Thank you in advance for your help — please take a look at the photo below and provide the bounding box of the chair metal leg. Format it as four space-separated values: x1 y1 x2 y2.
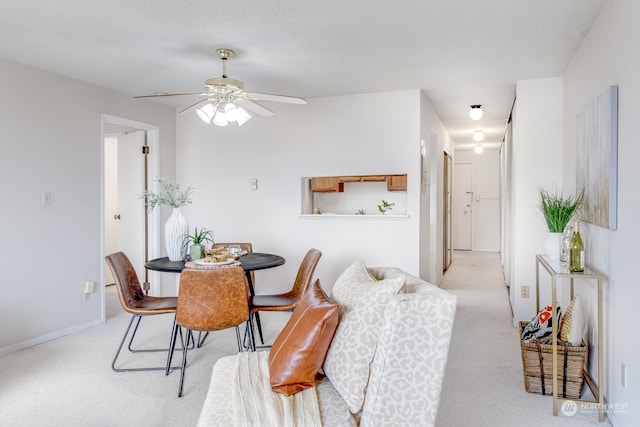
165 317 179 375
254 311 265 345
197 331 209 348
177 328 193 397
241 320 255 352
112 314 185 373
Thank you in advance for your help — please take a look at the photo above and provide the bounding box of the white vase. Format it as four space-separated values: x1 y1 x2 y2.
165 208 188 261
543 232 562 259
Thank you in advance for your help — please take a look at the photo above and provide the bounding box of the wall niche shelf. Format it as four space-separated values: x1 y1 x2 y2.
301 174 408 216
299 213 410 219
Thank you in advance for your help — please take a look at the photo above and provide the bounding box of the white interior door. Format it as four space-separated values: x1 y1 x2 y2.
453 162 473 250
117 131 147 283
104 137 118 285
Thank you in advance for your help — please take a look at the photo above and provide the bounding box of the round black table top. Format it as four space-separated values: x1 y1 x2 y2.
144 252 286 273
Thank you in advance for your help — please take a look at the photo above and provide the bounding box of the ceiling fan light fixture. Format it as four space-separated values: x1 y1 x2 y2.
469 105 483 121
196 103 215 123
473 130 484 141
224 102 240 122
236 107 252 126
212 108 229 126
135 47 306 127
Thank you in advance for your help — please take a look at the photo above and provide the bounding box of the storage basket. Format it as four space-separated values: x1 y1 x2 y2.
519 321 586 399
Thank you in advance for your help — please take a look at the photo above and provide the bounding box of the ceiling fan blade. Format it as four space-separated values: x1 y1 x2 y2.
236 99 274 117
134 92 207 99
179 99 212 115
244 91 307 104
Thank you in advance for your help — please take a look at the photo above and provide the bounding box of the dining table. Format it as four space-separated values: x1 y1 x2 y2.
145 252 285 350
144 252 286 296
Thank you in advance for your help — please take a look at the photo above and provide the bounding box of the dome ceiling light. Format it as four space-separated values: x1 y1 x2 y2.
469 105 483 121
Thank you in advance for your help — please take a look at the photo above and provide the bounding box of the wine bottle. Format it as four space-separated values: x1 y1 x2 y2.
569 220 585 272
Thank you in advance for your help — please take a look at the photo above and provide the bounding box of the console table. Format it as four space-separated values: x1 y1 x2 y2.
535 254 605 422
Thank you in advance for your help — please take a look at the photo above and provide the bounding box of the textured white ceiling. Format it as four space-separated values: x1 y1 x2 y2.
0 0 605 148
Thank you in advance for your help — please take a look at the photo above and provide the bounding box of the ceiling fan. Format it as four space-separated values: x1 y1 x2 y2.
135 48 307 126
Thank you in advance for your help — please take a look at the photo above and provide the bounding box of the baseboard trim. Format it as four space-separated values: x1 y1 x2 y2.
0 318 104 357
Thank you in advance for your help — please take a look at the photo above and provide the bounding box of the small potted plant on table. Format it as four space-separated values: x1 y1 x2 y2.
182 227 214 261
538 186 583 259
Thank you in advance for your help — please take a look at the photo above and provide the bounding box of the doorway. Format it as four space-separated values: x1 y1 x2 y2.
101 114 160 322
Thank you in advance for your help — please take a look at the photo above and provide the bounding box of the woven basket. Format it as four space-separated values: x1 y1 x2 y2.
519 321 586 399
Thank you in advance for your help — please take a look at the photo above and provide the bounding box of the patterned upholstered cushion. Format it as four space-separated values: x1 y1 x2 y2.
323 260 405 413
360 271 457 426
522 303 562 344
560 294 585 346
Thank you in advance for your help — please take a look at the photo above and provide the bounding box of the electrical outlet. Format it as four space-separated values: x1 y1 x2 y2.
520 285 530 299
250 179 258 190
621 363 627 389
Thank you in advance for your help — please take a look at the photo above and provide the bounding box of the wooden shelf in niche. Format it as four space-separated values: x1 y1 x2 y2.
310 177 343 192
310 174 407 192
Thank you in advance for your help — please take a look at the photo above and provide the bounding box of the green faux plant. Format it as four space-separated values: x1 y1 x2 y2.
538 187 584 232
377 199 395 214
138 177 194 214
181 227 214 252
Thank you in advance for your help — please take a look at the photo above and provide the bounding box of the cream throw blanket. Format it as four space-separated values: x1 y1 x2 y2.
232 351 322 427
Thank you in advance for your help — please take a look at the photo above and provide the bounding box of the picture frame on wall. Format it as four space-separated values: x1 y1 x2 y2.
576 85 618 230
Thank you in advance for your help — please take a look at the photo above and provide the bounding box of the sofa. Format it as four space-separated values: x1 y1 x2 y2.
197 262 457 426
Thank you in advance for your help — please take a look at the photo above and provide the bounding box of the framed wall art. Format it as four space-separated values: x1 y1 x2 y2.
576 85 618 230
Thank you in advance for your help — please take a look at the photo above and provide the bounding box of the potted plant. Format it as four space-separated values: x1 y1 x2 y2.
182 227 215 260
138 177 194 261
377 199 395 214
538 186 584 258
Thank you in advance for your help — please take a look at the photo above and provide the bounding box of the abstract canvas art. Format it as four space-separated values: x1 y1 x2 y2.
576 85 618 230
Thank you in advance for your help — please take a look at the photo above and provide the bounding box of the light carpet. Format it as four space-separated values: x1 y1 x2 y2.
0 286 290 427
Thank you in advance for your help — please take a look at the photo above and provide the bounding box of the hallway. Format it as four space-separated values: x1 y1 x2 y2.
436 251 609 426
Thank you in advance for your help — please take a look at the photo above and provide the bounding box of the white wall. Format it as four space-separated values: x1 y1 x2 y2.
176 90 449 294
0 58 177 354
454 148 501 252
420 91 454 285
562 1 640 424
510 77 564 324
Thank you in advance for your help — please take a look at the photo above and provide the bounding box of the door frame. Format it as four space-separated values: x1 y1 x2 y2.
443 151 453 271
100 114 160 322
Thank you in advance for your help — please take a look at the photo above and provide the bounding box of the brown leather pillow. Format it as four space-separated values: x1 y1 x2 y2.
268 279 339 396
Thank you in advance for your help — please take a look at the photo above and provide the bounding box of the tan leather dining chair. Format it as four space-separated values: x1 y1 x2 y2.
105 251 179 372
167 266 254 397
249 248 322 346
